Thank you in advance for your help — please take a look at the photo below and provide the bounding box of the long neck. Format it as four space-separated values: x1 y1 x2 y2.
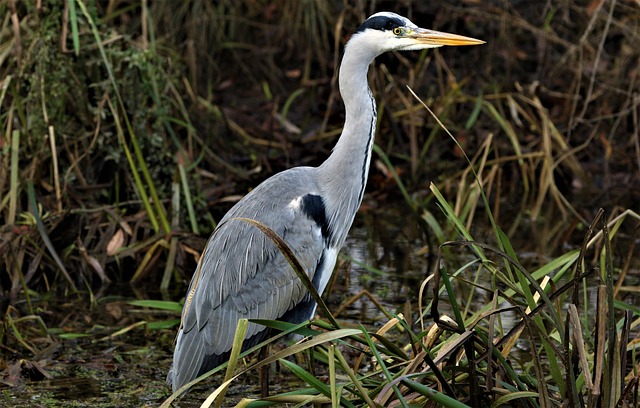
318 37 379 247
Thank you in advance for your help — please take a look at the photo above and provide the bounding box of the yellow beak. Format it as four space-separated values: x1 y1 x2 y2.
409 28 485 46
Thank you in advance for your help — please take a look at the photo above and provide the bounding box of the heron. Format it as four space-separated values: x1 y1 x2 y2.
168 11 484 392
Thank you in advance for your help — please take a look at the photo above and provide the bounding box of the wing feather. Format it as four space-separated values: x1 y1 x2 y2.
169 168 328 391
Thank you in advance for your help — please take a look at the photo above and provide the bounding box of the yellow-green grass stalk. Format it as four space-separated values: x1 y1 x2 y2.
77 0 170 234
7 129 20 225
27 182 77 291
411 87 567 390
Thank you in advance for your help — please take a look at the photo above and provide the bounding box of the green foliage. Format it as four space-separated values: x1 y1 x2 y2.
0 1 638 406
164 142 639 406
2 0 638 291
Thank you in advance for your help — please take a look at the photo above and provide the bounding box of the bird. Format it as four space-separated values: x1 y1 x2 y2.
168 11 484 392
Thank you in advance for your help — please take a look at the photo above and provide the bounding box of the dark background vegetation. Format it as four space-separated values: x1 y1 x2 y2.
1 0 638 291
0 0 639 405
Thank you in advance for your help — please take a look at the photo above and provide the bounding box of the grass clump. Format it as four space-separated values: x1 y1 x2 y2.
0 1 638 407
1 0 638 294
162 97 639 405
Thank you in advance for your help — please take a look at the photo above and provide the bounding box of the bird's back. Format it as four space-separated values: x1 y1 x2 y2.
168 166 332 391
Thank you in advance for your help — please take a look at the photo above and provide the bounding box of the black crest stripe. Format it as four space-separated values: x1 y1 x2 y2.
355 15 405 33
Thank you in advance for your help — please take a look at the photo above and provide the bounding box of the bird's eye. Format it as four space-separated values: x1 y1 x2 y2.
393 27 402 35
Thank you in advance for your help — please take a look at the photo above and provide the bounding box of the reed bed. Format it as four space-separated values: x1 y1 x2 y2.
0 1 638 406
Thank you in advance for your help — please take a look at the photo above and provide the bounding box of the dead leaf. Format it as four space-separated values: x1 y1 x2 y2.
81 251 111 283
106 229 125 256
105 302 123 321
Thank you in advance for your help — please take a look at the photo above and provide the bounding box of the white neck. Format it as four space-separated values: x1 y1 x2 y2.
318 34 380 247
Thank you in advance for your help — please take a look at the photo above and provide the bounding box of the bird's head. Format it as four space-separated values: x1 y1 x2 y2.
352 12 484 54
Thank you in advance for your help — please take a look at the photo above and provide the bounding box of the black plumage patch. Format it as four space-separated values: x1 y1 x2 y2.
300 194 331 242
312 250 326 290
355 15 405 34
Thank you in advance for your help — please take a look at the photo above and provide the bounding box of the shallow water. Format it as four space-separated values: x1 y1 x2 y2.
2 200 638 406
0 203 428 406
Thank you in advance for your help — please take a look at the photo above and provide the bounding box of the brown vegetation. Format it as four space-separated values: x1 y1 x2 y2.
0 0 638 291
0 1 639 406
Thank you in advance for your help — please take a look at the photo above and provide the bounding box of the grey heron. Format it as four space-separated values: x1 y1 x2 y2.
168 11 483 392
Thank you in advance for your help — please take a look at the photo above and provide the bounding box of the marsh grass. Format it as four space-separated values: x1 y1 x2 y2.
0 1 639 406
1 0 638 292
161 96 640 407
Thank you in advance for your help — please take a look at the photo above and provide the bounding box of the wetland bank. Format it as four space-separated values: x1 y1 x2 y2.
1 1 639 407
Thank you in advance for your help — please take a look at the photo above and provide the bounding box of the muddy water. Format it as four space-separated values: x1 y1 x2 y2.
1 203 431 406
2 200 636 406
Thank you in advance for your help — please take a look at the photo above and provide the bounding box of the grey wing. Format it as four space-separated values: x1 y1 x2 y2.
169 175 327 390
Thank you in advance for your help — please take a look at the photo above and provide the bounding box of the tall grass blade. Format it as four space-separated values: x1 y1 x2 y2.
601 214 618 407
106 97 159 232
128 300 182 312
373 144 416 212
68 0 80 55
279 359 356 408
401 379 471 407
76 0 170 234
233 217 340 329
8 129 19 225
358 325 407 407
213 318 249 408
27 182 77 291
179 163 199 234
333 346 377 407
328 344 337 408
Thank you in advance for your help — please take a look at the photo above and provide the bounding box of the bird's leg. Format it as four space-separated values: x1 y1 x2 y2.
259 344 270 398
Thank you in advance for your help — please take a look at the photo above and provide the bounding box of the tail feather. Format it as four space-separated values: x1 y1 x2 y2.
167 326 272 392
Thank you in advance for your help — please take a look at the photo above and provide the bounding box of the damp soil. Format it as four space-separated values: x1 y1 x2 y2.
2 200 637 407
0 202 431 407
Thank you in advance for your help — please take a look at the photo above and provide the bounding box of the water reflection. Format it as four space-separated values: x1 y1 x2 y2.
4 198 638 407
40 376 101 400
328 203 431 324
